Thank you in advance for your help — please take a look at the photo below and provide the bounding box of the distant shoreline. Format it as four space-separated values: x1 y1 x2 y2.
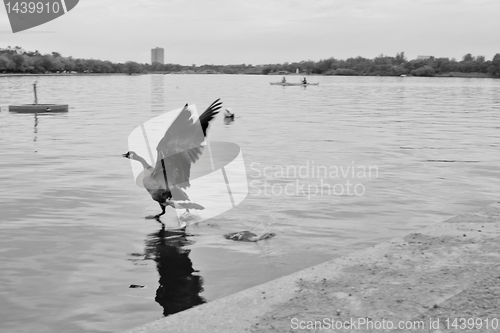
2 47 499 78
434 72 494 78
0 72 497 79
0 73 137 77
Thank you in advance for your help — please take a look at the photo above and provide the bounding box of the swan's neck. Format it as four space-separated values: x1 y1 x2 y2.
133 154 151 169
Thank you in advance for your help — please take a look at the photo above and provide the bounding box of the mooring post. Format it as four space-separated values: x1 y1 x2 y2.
33 81 38 104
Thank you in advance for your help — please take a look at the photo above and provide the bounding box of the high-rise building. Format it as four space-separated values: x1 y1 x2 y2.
151 47 164 64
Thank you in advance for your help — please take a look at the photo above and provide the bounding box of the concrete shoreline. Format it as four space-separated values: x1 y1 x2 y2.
123 202 500 333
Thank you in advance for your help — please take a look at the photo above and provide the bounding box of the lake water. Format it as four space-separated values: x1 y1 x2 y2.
0 74 499 333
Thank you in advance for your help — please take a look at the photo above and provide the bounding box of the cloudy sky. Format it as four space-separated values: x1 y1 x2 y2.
0 0 499 65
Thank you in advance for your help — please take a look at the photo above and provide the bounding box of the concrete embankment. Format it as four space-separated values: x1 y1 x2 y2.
123 203 500 333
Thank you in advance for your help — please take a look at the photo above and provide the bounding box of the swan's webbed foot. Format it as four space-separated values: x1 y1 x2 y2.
145 204 166 223
145 215 164 226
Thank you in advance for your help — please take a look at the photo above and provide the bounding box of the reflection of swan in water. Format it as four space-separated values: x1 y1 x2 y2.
144 225 205 316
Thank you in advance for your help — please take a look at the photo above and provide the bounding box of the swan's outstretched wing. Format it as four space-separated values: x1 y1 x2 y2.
151 99 222 189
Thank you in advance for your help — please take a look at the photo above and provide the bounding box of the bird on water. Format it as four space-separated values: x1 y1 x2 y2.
223 108 234 119
123 98 222 227
223 231 275 242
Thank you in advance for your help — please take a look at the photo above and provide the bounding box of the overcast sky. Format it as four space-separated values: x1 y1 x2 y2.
0 0 499 65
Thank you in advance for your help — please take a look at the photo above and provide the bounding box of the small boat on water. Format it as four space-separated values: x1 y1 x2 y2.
9 104 69 113
270 82 319 86
9 81 68 113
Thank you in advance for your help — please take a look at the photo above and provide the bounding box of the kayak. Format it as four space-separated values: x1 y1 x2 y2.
270 82 319 86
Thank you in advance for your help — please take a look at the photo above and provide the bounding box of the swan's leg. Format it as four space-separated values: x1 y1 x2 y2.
146 203 166 220
157 203 166 218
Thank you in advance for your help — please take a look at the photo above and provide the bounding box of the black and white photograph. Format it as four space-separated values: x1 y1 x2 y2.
1 1 500 332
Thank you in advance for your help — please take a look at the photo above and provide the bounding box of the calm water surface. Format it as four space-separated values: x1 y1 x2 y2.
0 75 499 332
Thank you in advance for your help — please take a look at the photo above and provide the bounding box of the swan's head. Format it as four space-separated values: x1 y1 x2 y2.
263 232 276 238
122 151 136 159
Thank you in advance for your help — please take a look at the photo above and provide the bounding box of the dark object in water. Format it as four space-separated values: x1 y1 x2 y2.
223 108 234 119
9 104 69 113
224 231 276 242
270 82 319 86
9 81 68 113
129 284 145 288
149 226 205 316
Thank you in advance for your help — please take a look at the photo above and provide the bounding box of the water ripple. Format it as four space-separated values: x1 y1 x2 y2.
0 75 499 332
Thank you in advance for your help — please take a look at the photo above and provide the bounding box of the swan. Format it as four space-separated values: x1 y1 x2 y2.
123 99 222 226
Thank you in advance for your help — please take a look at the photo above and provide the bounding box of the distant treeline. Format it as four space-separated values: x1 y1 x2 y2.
1 46 500 77
264 52 500 77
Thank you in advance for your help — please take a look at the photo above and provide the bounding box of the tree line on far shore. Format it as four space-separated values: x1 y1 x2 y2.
1 46 499 77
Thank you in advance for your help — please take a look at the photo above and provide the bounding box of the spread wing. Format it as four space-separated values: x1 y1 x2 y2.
151 98 222 189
